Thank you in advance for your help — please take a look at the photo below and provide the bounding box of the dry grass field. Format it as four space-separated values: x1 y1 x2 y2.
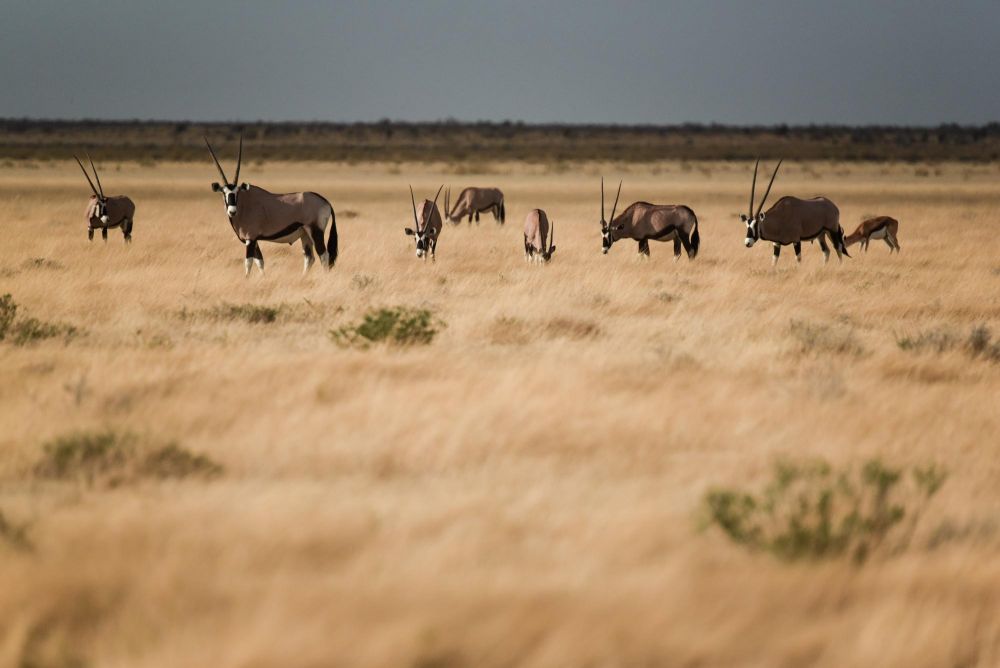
1 158 1000 667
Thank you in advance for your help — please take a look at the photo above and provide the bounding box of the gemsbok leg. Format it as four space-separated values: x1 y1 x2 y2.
88 229 94 241
123 219 133 244
638 239 651 257
101 227 108 242
818 234 831 263
794 242 802 263
772 243 781 266
301 236 316 274
673 237 682 261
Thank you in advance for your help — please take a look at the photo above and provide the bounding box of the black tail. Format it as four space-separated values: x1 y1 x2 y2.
690 217 700 259
500 200 506 223
327 208 338 267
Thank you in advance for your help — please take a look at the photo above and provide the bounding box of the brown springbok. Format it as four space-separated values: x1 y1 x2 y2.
206 136 338 276
741 160 849 265
75 154 135 243
443 186 505 225
845 216 900 253
599 179 700 259
404 185 444 261
523 209 556 263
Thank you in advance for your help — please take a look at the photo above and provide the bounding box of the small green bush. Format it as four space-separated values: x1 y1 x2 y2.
210 303 281 324
35 430 223 486
0 293 16 340
0 294 77 345
896 328 957 353
703 458 946 563
896 325 1000 362
330 307 442 348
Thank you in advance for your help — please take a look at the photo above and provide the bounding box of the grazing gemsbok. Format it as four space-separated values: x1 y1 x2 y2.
75 154 135 243
741 160 849 265
845 216 900 254
523 209 556 263
443 186 505 225
205 136 338 276
599 179 700 260
404 185 444 261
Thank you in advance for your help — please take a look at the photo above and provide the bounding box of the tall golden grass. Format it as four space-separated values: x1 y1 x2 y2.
1 159 999 666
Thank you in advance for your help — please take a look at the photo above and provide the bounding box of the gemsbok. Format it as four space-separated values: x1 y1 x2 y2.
75 154 135 243
443 186 505 225
205 136 337 276
845 216 900 253
404 185 444 261
523 209 556 263
599 179 700 260
741 160 849 265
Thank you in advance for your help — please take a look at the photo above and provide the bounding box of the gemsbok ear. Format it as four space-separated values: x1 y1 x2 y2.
240 183 250 191
758 212 766 221
404 227 415 236
212 182 221 192
740 214 748 222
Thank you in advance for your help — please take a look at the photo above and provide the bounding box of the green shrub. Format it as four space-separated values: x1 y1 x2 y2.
703 458 946 562
0 294 77 345
0 293 16 340
209 302 281 324
330 307 442 348
35 430 223 487
896 328 957 353
896 325 1000 362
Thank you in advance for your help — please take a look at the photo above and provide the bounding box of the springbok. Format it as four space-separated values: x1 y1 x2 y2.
443 187 505 225
741 160 849 265
75 154 135 243
599 179 700 259
404 185 444 261
845 216 900 253
206 136 337 276
523 209 556 263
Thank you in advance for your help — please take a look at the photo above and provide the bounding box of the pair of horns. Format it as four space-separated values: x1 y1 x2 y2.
74 153 104 198
749 159 782 219
601 177 622 224
205 134 242 186
409 184 444 228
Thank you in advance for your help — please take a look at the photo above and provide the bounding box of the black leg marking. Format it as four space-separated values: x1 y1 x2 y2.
673 237 682 258
638 239 650 256
123 219 133 243
793 241 802 262
475 210 480 223
88 229 94 241
309 226 327 257
101 227 108 242
678 233 693 259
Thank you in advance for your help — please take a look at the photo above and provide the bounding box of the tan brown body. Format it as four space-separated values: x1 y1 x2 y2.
85 195 135 237
606 201 700 259
845 216 900 253
404 186 444 261
523 209 555 262
444 187 505 224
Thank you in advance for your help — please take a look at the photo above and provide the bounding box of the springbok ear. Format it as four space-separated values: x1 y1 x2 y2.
212 182 221 192
740 214 748 222
404 227 415 236
240 182 250 191
758 212 766 221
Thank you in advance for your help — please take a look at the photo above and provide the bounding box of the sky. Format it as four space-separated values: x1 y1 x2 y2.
1 0 998 125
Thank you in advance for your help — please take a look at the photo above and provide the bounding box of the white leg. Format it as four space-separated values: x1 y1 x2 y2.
254 257 264 274
244 258 252 276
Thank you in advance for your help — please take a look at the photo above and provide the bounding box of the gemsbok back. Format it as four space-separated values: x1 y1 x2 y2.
845 216 900 254
205 136 337 276
443 186 505 225
404 185 444 261
599 179 700 260
75 154 135 243
523 209 556 263
740 160 850 265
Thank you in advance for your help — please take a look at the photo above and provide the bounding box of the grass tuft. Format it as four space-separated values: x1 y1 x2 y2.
789 319 864 357
330 307 442 348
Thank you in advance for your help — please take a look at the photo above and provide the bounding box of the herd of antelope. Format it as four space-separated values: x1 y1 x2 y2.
74 138 902 273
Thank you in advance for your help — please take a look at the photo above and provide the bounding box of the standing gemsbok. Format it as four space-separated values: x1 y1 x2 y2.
740 160 849 265
205 136 337 276
75 154 135 243
523 209 556 263
845 216 900 254
443 186 505 225
404 185 444 261
599 179 700 260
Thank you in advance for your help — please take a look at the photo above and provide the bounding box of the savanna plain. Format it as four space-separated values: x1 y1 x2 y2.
1 159 1000 667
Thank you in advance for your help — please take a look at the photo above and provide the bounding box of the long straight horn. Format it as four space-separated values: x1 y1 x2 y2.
601 177 605 222
86 152 104 198
549 221 554 252
204 137 229 184
609 180 623 223
432 184 444 210
409 184 420 227
74 155 99 196
233 133 243 185
749 159 759 217
756 159 783 218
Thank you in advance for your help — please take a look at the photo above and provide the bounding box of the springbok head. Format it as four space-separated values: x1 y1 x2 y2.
600 177 623 254
404 185 443 258
741 159 782 248
206 135 249 218
75 153 108 224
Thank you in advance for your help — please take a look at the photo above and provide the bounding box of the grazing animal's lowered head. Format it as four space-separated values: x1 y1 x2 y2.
599 178 624 254
740 159 782 248
404 185 444 260
206 135 250 218
74 154 109 224
523 209 556 263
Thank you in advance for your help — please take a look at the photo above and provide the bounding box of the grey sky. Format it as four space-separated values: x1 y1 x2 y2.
2 1 998 124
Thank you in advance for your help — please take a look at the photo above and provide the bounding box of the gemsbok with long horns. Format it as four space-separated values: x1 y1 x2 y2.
599 179 700 260
76 154 135 243
404 185 444 261
443 186 505 225
523 209 556 263
740 160 849 265
845 216 900 254
205 136 337 276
